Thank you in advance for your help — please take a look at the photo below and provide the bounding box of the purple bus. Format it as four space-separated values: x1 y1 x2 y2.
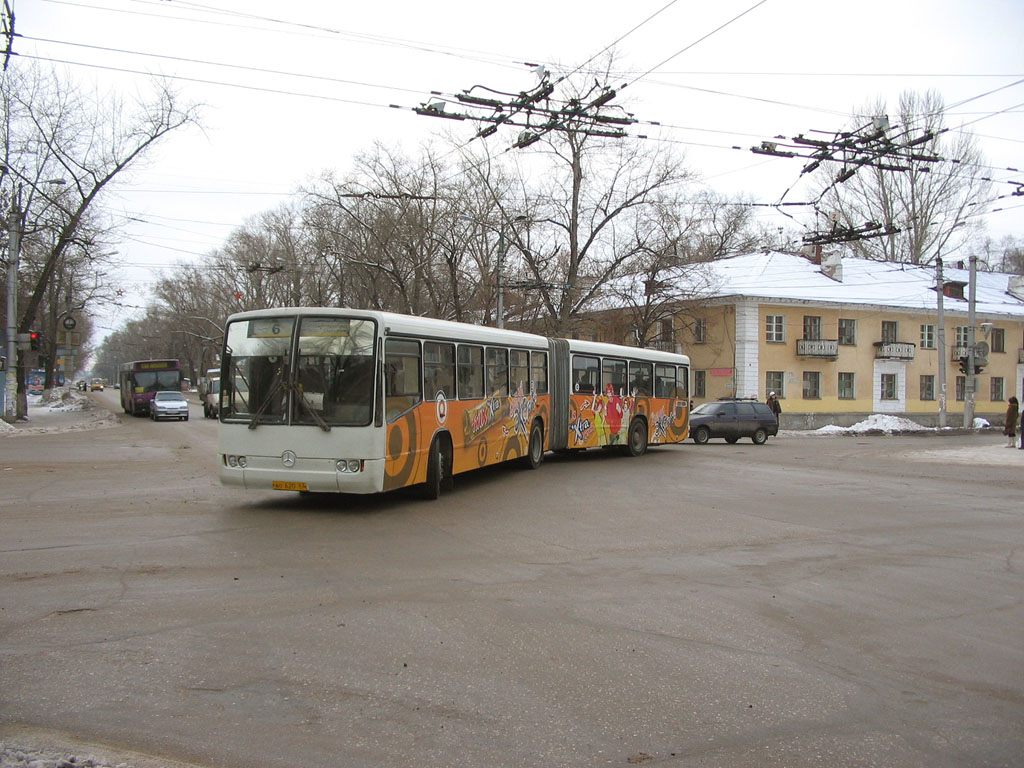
118 359 183 416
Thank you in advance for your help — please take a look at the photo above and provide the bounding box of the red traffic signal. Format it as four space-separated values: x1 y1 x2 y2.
28 331 40 351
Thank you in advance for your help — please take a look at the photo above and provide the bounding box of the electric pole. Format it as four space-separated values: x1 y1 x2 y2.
964 254 977 428
4 192 21 423
936 256 946 428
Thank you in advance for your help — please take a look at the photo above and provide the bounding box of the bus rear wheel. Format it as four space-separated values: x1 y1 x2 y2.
626 418 648 457
524 421 544 470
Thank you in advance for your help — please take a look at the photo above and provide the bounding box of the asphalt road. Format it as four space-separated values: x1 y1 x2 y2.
1 390 1022 768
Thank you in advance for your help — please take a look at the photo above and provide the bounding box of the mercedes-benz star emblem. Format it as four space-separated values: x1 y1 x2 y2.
281 450 296 467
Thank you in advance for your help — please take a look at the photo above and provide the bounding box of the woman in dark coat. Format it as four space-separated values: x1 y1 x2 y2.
1004 396 1019 448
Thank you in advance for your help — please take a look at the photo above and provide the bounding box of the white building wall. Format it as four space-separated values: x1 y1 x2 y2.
873 359 907 412
734 301 760 398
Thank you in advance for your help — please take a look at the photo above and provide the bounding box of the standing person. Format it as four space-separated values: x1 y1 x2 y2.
766 391 782 422
1005 396 1019 448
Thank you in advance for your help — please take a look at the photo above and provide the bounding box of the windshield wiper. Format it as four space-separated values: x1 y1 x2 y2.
296 390 331 432
248 379 283 430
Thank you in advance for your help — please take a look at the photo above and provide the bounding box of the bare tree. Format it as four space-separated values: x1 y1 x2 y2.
2 62 198 417
816 90 994 265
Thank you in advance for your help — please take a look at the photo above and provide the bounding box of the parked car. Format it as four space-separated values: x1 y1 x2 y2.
150 390 190 421
203 378 221 419
689 398 779 445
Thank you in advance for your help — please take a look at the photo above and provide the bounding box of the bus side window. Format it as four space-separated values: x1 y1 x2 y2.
530 351 548 395
424 342 455 401
457 345 484 399
629 361 653 397
676 366 689 398
655 364 676 398
486 347 508 397
385 339 422 422
603 358 627 396
572 355 599 394
509 350 529 396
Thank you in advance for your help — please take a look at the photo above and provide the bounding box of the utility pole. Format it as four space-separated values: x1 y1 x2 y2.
964 254 977 428
496 227 505 329
4 190 21 423
936 256 947 428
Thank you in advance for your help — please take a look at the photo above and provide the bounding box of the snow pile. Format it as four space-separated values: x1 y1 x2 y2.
33 390 89 412
1 388 118 436
0 744 116 768
816 414 931 435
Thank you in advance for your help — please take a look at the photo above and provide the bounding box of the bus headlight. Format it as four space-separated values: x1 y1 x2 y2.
337 459 363 473
226 455 247 468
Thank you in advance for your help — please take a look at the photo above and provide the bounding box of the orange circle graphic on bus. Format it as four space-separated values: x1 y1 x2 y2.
386 410 419 489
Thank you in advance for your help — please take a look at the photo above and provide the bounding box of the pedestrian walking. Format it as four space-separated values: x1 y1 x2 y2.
766 392 782 422
1004 396 1019 448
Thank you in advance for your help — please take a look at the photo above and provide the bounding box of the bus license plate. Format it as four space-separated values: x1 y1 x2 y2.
272 481 308 492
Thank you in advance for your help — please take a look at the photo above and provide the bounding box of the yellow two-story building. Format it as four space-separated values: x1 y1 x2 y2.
590 251 1024 429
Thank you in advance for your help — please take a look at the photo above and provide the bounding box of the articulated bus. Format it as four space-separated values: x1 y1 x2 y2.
218 308 690 498
119 359 183 416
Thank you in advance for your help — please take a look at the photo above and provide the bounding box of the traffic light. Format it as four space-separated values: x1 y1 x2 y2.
974 363 984 375
958 356 969 375
28 331 40 351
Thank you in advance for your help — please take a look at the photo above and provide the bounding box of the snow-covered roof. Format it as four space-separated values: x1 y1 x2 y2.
629 251 1024 318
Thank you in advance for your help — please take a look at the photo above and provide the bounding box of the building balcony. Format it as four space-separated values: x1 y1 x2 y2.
874 341 916 360
648 340 680 353
796 338 839 358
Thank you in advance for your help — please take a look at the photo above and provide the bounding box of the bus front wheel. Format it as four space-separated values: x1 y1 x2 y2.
422 435 452 499
626 418 648 457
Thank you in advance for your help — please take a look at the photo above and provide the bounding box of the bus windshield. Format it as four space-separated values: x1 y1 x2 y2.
133 369 182 392
221 315 376 428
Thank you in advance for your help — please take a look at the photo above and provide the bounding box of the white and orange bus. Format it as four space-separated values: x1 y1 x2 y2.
217 308 690 498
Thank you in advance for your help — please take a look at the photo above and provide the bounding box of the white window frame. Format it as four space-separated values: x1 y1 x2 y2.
765 315 785 343
920 324 936 350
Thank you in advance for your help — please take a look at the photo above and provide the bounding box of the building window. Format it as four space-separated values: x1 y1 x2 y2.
765 315 785 343
694 370 706 398
881 321 898 343
693 318 707 344
955 326 969 347
920 324 936 350
955 375 965 402
802 371 821 399
765 371 784 397
838 318 857 346
838 372 855 399
991 377 1004 402
920 374 935 401
880 373 898 400
803 316 822 341
991 327 1005 354
658 319 673 348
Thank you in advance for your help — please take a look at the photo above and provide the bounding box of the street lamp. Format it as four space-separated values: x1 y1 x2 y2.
460 214 528 329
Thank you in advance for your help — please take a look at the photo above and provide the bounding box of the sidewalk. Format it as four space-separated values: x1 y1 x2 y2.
0 388 119 436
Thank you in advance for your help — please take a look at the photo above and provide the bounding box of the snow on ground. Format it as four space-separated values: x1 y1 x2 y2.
0 389 118 436
814 413 931 434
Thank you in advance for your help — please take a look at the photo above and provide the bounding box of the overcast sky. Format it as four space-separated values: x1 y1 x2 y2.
13 0 1024 337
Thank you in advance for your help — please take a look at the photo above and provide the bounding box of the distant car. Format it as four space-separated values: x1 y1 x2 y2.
76 380 87 391
150 390 190 421
689 398 779 445
90 378 104 391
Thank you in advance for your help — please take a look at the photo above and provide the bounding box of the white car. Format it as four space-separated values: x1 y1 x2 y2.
150 390 190 421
